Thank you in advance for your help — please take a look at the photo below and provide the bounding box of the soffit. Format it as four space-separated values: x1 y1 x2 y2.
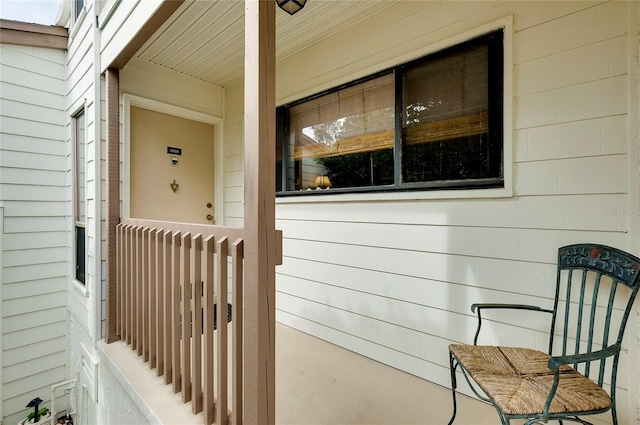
135 0 399 88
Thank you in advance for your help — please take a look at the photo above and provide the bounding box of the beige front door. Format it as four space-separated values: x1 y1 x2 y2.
130 106 215 224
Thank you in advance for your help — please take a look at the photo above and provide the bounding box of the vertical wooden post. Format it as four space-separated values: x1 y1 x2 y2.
105 68 120 343
243 1 277 424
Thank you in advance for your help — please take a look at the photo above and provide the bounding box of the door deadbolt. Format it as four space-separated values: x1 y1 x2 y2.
206 203 213 208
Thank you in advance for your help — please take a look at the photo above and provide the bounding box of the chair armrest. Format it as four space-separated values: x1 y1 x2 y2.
541 344 621 422
547 344 621 371
471 303 552 314
471 304 553 345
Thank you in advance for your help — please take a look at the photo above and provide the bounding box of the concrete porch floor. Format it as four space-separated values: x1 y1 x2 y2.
100 323 497 424
276 324 496 425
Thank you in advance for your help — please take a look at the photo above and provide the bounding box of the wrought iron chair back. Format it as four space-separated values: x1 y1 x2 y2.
551 245 640 387
448 244 640 425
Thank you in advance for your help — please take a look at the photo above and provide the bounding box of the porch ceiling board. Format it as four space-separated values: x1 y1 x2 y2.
133 0 399 88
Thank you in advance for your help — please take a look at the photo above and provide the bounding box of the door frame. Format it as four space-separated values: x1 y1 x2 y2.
122 93 224 224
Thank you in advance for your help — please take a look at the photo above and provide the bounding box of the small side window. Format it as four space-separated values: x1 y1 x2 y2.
75 0 85 19
74 109 86 285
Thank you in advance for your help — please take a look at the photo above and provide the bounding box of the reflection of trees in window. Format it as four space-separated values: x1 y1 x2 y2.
316 149 394 188
305 106 395 188
404 100 442 126
288 73 395 190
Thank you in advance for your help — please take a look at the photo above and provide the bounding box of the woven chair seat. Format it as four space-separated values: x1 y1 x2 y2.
449 344 611 416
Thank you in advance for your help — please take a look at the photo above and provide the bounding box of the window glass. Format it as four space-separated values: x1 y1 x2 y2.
75 0 85 18
75 111 86 222
402 43 493 183
74 109 86 284
277 30 503 195
75 226 86 283
287 73 395 190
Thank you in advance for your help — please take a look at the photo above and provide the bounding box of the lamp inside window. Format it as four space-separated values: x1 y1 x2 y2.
313 175 332 189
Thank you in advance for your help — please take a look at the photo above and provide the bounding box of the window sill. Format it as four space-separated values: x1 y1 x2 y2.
276 186 513 204
69 6 87 41
70 279 89 297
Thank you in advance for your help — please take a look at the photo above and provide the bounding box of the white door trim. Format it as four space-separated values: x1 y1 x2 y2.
122 93 225 224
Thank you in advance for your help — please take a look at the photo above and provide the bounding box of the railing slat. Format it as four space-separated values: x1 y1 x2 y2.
126 224 133 345
192 234 203 414
232 239 244 425
155 229 164 376
203 236 215 425
172 231 182 393
216 237 229 425
181 232 192 403
142 227 150 362
162 230 172 383
136 226 143 355
149 228 158 369
133 226 138 348
116 224 122 336
161 230 171 383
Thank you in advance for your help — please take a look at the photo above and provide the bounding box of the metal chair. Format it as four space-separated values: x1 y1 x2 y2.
448 244 640 425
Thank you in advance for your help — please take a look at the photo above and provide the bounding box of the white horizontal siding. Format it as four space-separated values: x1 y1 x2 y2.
0 42 67 425
2 367 67 418
100 0 163 70
273 2 638 424
64 0 95 352
2 336 66 367
223 82 244 227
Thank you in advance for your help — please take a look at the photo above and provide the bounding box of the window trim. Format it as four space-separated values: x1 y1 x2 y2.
68 0 87 40
98 0 121 30
276 17 513 202
279 31 502 194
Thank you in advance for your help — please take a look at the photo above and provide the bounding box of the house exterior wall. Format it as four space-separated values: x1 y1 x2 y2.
0 42 67 425
273 2 640 424
64 1 103 424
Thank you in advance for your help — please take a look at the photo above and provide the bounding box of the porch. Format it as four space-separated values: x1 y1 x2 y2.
111 218 496 424
98 323 496 424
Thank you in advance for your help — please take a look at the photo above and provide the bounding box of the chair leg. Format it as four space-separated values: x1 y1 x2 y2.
448 351 459 425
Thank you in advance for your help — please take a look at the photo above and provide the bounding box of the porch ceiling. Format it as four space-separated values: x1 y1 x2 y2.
134 0 399 88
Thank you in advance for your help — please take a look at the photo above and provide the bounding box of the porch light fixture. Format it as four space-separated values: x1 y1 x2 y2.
313 175 331 189
276 0 307 15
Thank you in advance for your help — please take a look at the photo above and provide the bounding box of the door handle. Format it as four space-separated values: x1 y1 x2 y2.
206 214 214 221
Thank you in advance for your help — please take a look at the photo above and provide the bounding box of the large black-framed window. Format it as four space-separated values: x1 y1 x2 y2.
276 29 503 195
